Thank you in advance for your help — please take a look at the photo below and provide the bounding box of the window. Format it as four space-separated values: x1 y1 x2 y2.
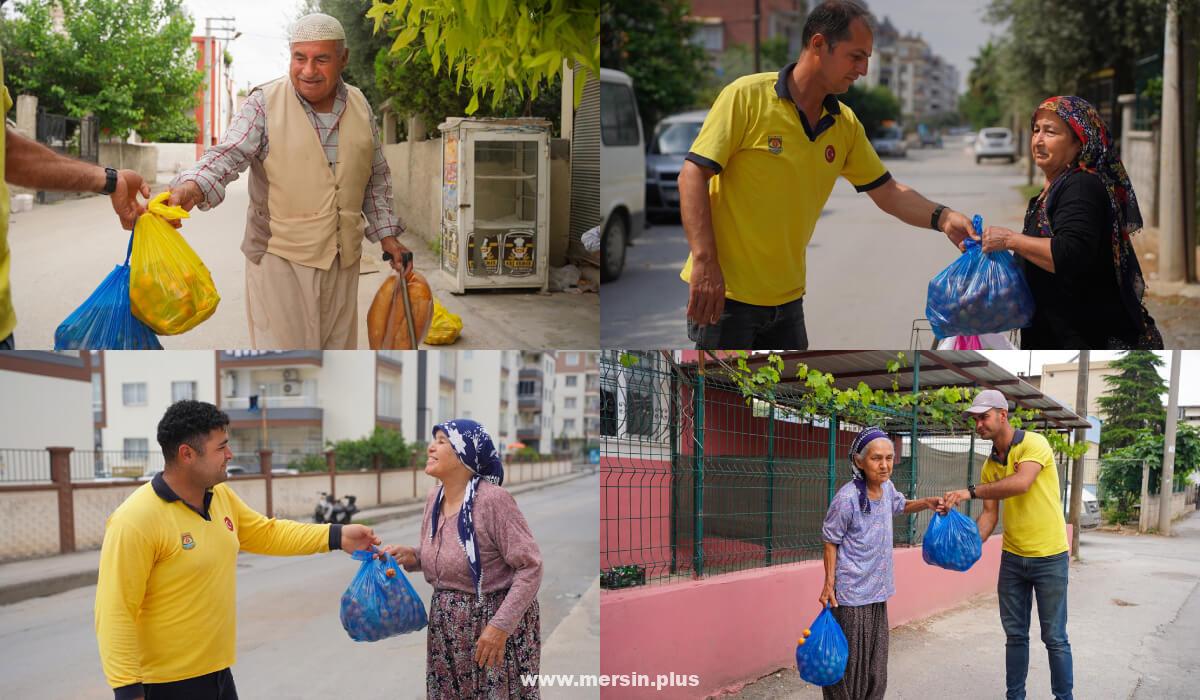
438 391 453 421
518 380 535 395
566 375 578 387
123 438 149 460
463 410 472 419
122 383 147 406
565 352 580 366
625 381 653 437
565 397 577 409
171 381 197 402
691 22 724 52
92 373 102 412
463 378 473 394
564 418 576 432
601 386 617 437
600 82 640 146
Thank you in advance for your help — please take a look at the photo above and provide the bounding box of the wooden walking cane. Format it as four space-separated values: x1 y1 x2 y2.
382 251 418 348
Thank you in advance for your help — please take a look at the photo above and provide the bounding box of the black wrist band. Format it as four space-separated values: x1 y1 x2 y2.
931 204 947 231
100 167 118 195
968 484 977 499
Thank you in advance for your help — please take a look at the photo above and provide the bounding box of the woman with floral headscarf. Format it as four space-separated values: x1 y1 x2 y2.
981 95 1162 349
381 419 543 698
818 426 942 700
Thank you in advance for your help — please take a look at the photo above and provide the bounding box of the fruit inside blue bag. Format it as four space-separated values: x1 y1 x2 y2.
922 509 983 572
795 603 848 687
340 548 428 642
926 215 1035 338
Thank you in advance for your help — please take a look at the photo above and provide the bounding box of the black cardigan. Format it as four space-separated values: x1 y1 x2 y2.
1017 169 1139 349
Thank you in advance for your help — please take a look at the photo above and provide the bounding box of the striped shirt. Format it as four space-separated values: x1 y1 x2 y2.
171 79 405 243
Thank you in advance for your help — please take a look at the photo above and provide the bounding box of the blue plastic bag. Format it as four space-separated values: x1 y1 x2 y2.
795 603 848 687
925 215 1034 338
54 234 162 350
922 509 983 572
340 548 428 642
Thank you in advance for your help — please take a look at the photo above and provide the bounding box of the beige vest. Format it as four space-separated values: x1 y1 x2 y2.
242 78 374 270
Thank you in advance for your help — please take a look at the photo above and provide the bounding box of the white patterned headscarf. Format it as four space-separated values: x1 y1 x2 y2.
429 419 503 598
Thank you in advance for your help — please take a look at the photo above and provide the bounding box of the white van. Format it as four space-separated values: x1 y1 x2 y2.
599 68 645 282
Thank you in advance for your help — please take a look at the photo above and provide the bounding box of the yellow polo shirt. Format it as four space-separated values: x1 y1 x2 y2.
95 473 337 691
680 63 890 307
981 429 1068 557
0 48 15 341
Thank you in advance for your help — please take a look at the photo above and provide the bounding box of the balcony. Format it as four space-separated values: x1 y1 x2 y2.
224 395 322 425
517 424 542 440
219 351 323 367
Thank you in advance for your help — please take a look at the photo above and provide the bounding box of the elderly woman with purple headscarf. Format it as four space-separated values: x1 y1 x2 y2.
980 95 1162 349
818 426 942 700
382 419 543 698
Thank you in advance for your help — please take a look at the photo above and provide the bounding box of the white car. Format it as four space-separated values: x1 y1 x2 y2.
975 127 1016 163
599 68 645 282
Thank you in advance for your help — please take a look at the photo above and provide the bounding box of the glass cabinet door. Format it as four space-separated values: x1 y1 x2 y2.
470 140 538 278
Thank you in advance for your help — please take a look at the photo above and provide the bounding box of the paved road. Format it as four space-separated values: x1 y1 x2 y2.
7 177 598 349
601 139 1029 349
0 474 598 699
732 510 1200 699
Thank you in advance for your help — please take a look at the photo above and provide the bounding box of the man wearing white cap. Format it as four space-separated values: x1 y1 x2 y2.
167 12 411 349
941 389 1074 700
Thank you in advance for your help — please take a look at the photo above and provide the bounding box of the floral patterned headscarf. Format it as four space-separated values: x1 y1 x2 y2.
1029 96 1161 348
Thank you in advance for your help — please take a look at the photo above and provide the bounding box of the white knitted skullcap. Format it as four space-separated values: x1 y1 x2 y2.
289 13 346 43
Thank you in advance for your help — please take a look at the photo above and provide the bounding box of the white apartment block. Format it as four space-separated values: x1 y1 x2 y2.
518 351 557 454
1038 359 1123 485
863 17 959 124
553 351 599 450
0 353 94 480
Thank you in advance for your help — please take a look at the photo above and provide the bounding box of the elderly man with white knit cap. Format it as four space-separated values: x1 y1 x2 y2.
167 12 412 349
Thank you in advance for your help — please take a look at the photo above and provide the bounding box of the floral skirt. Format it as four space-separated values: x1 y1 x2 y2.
427 588 541 699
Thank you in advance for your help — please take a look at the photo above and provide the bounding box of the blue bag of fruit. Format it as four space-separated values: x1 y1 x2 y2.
54 233 162 350
925 215 1034 338
795 603 848 687
922 509 983 572
340 548 427 641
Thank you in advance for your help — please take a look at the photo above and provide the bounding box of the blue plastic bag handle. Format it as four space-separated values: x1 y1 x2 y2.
123 232 134 267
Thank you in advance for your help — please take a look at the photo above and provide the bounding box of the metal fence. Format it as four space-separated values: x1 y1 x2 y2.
0 449 52 483
600 353 1080 588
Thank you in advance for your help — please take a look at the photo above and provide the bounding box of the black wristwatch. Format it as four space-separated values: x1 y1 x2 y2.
100 167 118 195
968 484 977 499
931 203 947 231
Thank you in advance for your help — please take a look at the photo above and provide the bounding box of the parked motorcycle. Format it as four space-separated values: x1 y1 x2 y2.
313 491 358 524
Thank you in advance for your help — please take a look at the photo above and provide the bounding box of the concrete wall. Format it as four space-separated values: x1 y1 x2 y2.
228 478 267 514
1141 487 1198 526
140 142 202 177
99 143 158 184
1123 130 1159 227
0 489 60 561
600 526 1073 699
0 370 92 453
74 484 141 550
337 472 379 508
319 353 377 442
270 473 332 520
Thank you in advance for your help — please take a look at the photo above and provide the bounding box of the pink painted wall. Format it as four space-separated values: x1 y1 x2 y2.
601 456 673 572
600 527 1073 699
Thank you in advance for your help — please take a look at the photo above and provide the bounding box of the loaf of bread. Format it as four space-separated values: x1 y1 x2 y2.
367 269 434 349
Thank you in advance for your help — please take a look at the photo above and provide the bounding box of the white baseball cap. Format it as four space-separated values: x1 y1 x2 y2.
964 389 1009 415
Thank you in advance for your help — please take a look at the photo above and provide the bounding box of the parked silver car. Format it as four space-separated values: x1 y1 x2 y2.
870 125 907 158
645 110 708 219
974 127 1016 163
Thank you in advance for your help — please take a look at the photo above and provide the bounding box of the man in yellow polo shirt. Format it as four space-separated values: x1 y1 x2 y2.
941 389 1073 700
679 0 976 349
95 400 382 699
0 44 149 350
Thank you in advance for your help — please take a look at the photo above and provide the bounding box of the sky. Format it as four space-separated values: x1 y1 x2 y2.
864 0 998 94
981 351 1200 408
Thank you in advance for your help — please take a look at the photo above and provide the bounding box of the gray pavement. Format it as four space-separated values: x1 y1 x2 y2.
731 509 1200 699
7 176 598 349
0 471 599 699
602 138 1027 348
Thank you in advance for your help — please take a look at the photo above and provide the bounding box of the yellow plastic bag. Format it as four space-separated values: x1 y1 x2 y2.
425 298 462 345
129 192 220 335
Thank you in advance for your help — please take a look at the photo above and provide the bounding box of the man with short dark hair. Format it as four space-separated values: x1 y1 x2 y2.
95 400 381 699
681 0 976 349
941 389 1074 700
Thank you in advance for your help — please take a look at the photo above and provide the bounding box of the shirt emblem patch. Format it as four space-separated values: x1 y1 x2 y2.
825 145 836 163
767 135 783 154
181 532 195 550
224 516 234 532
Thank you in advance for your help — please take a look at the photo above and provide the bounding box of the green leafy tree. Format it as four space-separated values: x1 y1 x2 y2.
368 0 598 115
958 41 1004 129
1096 351 1167 454
602 0 708 137
840 84 901 137
1 0 204 141
328 426 418 470
1099 424 1200 522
